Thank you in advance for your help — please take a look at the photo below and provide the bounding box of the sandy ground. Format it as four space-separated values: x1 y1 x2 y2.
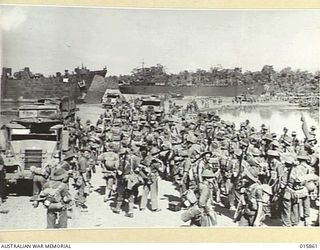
1 163 318 229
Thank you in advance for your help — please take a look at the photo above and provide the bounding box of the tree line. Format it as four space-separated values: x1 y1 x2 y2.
107 64 319 94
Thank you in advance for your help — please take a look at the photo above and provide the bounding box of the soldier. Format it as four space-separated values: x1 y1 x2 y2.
186 133 202 159
296 154 314 174
309 125 317 142
292 177 311 226
278 158 300 226
98 144 119 203
68 127 78 151
237 171 273 226
122 148 144 218
30 164 51 207
86 158 95 187
112 147 132 215
59 151 77 171
260 124 268 136
291 154 314 226
196 169 218 226
209 158 222 205
75 116 83 130
158 141 174 180
40 168 72 229
176 150 192 196
139 147 164 212
291 131 300 151
281 136 295 153
220 157 236 209
266 150 284 186
74 148 91 210
197 151 213 184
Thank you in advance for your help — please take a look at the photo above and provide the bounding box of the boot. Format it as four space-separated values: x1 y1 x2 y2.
112 201 122 214
304 217 311 227
125 212 134 218
32 201 39 208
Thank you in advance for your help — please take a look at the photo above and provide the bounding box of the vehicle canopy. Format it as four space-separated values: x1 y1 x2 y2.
18 96 76 121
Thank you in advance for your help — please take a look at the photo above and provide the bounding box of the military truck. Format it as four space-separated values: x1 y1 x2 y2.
29 96 77 122
101 89 124 108
0 102 71 194
139 96 165 121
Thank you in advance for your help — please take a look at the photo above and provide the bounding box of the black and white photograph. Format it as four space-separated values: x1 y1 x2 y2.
0 5 319 230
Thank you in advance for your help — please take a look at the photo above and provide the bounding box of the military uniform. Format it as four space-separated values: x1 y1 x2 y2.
98 149 119 202
140 151 164 212
176 151 192 196
238 183 272 226
123 151 144 217
220 158 236 209
30 165 50 204
112 148 133 215
75 150 90 208
191 169 218 227
41 168 72 229
279 159 302 227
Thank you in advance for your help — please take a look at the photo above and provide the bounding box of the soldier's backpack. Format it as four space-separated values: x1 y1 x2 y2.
40 182 66 210
244 182 261 215
110 128 121 141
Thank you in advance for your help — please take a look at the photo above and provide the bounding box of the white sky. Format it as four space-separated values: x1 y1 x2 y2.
1 6 320 76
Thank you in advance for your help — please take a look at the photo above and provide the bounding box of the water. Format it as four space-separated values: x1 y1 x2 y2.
217 105 319 140
1 101 319 142
0 103 19 127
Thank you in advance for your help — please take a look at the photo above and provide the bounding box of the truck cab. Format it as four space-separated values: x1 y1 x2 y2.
101 89 124 108
139 96 165 121
0 105 70 192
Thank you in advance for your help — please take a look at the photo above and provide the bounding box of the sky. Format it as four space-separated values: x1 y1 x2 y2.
1 6 320 76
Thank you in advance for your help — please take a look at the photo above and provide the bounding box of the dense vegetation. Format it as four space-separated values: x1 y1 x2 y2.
108 64 319 95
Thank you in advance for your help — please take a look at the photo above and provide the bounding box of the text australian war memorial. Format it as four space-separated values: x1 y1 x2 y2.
0 62 319 228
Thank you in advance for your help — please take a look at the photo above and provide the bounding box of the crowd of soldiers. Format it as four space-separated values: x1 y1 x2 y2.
1 97 319 228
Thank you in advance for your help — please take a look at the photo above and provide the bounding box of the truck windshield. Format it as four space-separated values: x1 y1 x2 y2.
11 134 58 141
19 109 57 118
107 94 120 98
38 110 57 117
141 100 160 106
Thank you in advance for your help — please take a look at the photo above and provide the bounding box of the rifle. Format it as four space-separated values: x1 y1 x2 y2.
231 143 250 222
235 144 249 182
